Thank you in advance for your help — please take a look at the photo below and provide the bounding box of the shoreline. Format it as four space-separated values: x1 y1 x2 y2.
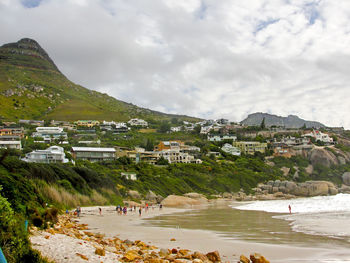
30 201 350 263
77 203 348 263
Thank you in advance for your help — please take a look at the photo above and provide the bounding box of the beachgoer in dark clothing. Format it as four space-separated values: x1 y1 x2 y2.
99 207 102 215
123 206 127 215
139 207 142 216
159 204 162 210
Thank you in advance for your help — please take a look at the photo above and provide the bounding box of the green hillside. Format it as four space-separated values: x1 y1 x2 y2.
0 38 200 122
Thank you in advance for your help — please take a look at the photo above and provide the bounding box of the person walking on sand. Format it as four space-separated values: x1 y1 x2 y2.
99 207 102 215
139 206 142 217
288 204 292 214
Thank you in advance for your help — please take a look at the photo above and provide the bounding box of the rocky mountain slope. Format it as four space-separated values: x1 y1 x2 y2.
241 112 325 128
0 38 200 122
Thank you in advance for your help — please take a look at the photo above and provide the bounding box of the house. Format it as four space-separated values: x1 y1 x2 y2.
170 126 182 132
71 147 116 162
22 146 69 163
221 143 241 156
207 134 237 142
207 151 221 158
200 126 212 134
216 118 229 125
121 172 137 181
32 127 67 143
303 130 333 144
127 118 148 127
0 127 25 138
154 141 183 151
19 120 44 126
159 149 197 164
233 141 267 155
0 140 22 150
74 120 100 127
271 143 294 158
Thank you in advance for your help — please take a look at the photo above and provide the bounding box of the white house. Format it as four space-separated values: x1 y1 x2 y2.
127 118 148 127
207 134 237 142
303 130 333 144
221 143 241 156
22 146 69 163
200 126 212 134
171 126 182 132
0 140 22 150
32 127 67 143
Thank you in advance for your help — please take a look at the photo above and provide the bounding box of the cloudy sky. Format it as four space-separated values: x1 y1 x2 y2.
1 0 350 128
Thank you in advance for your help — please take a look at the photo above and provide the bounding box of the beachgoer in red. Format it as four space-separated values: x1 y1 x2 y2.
288 205 291 214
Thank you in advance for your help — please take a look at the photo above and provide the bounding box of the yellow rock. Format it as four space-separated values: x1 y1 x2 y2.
240 254 250 263
250 253 270 263
76 253 89 260
95 247 106 256
122 250 142 262
170 238 176 241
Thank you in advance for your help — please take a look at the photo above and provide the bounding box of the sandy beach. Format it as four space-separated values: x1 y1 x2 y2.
30 203 350 263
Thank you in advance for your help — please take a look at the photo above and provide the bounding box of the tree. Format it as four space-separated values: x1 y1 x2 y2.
193 125 201 134
156 156 169 165
158 121 171 133
260 117 266 130
145 138 154 151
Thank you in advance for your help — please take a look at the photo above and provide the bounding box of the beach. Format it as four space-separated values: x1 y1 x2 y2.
31 199 350 263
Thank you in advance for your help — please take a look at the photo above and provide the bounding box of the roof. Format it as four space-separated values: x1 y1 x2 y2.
0 141 21 144
71 147 116 152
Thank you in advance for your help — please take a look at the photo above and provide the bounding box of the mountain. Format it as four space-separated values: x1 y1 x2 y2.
240 112 326 129
0 38 200 122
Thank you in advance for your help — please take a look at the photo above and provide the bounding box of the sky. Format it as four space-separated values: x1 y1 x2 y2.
1 0 350 128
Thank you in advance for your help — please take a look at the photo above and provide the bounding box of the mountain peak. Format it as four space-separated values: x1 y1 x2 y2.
0 38 59 72
241 112 325 128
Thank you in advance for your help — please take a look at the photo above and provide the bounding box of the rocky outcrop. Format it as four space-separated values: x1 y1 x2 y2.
127 190 141 200
308 148 338 167
161 195 208 207
342 172 350 186
256 180 338 197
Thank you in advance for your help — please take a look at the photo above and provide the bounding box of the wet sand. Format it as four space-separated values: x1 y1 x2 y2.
78 203 350 262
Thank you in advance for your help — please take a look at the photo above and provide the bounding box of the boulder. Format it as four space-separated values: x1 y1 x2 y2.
222 192 233 199
240 254 250 263
184 192 206 199
161 195 207 207
305 164 313 174
128 190 141 199
250 253 270 263
146 191 157 202
206 251 221 262
342 172 350 186
308 148 338 167
285 181 297 193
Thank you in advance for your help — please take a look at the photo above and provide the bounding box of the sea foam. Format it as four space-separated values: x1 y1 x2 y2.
233 194 350 214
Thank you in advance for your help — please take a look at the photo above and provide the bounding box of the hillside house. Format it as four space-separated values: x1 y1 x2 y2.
271 143 294 158
22 146 68 163
127 118 148 127
75 120 100 127
0 140 22 150
233 141 267 155
221 143 241 156
71 147 116 162
303 130 333 144
121 172 137 181
154 141 184 151
32 127 67 143
0 127 25 138
207 134 237 142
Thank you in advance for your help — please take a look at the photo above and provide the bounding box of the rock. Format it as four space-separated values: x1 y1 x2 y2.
308 148 338 167
305 164 313 174
76 253 88 260
170 238 176 242
273 192 285 198
272 187 279 193
339 184 350 193
329 187 338 195
250 253 270 263
338 156 346 165
171 248 178 253
184 192 205 199
95 247 105 256
280 167 290 176
122 250 142 262
159 248 170 257
128 190 141 199
161 195 207 207
342 172 350 186
240 254 250 263
192 251 208 261
206 251 221 262
146 190 158 202
192 259 204 263
222 192 233 199
285 181 297 193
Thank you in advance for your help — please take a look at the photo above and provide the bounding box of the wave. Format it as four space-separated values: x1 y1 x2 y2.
232 194 350 214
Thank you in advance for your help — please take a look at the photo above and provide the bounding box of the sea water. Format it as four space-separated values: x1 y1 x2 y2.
234 193 350 241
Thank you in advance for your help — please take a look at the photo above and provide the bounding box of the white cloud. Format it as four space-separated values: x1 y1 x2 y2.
0 0 350 128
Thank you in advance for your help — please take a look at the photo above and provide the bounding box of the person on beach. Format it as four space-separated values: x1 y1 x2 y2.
99 207 102 215
159 204 162 210
76 206 81 217
288 204 292 214
123 206 127 215
139 207 142 217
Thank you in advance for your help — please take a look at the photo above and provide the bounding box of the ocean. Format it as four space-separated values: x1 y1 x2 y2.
144 194 350 261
